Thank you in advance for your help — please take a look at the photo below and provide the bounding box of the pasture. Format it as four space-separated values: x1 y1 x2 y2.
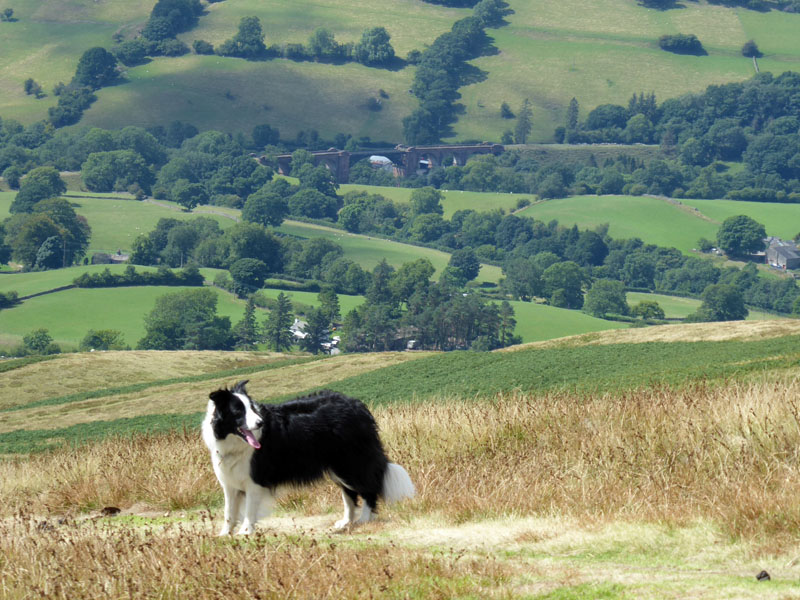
519 194 719 252
0 263 625 348
180 0 465 58
339 183 524 218
453 0 800 142
3 323 800 597
80 55 417 142
0 285 249 350
276 219 504 283
3 0 799 142
627 291 780 321
0 1 148 123
680 198 800 241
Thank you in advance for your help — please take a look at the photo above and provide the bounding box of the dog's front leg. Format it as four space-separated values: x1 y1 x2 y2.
219 486 243 536
237 483 271 535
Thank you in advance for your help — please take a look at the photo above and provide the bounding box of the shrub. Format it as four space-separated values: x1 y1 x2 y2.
192 39 214 55
741 39 762 58
80 329 126 351
658 34 705 55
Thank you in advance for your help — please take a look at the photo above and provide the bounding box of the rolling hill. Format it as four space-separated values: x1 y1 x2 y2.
1 0 799 142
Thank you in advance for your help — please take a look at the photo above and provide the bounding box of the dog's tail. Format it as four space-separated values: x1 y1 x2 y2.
382 463 415 503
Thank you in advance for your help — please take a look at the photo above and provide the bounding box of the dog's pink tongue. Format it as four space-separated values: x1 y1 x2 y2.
242 428 261 449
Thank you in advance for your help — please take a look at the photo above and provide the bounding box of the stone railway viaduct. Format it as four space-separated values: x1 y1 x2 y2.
271 143 504 183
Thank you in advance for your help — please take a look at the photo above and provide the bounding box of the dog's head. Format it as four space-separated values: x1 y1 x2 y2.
208 380 263 449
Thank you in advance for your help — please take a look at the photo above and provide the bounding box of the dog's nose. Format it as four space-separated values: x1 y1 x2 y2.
255 420 263 429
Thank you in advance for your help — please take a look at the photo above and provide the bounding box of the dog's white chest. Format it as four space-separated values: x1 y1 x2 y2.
202 406 255 492
211 443 254 491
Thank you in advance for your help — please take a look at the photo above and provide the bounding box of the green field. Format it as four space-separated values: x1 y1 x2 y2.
254 286 363 316
0 1 149 122
3 190 507 280
0 262 627 349
79 55 417 142
508 299 626 341
277 219 504 283
2 0 799 142
0 263 159 298
340 183 523 218
452 0 800 142
0 192 239 256
519 195 718 252
681 198 800 241
0 285 250 349
626 291 778 321
181 0 465 58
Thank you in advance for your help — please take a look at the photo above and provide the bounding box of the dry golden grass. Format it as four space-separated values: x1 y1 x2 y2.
503 318 800 352
4 374 800 597
0 516 511 599
0 351 430 433
0 351 286 410
4 374 800 540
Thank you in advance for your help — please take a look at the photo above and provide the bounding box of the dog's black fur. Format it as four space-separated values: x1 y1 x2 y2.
205 382 407 530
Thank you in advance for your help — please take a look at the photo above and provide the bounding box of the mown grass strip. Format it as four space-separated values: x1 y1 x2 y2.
0 355 325 414
4 336 800 455
0 412 204 455
293 337 800 406
0 355 58 374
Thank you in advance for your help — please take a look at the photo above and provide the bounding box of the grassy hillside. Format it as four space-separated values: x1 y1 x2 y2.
680 198 800 240
2 319 799 447
1 191 504 280
519 194 719 252
2 1 799 142
0 285 250 349
4 323 800 597
0 1 149 122
181 0 465 58
80 55 418 141
626 291 779 320
276 219 503 283
454 0 800 142
339 183 523 218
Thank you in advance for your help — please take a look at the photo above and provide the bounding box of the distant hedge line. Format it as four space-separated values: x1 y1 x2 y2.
73 265 204 288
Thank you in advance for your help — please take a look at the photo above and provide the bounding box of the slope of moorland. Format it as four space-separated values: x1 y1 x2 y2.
4 323 800 597
2 1 799 141
3 319 800 451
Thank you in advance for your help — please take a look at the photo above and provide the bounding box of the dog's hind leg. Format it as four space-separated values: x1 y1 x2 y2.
333 487 359 530
220 486 243 536
356 492 378 525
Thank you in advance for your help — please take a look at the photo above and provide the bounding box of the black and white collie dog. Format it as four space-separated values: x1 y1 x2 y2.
202 380 415 535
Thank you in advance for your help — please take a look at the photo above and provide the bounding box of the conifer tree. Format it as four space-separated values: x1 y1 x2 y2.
565 97 579 143
514 99 533 144
263 291 294 351
233 296 259 350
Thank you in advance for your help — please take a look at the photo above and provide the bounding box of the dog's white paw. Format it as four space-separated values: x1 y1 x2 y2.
332 518 352 531
218 526 231 536
236 524 254 535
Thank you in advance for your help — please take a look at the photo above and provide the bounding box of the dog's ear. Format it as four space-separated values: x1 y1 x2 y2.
209 389 229 404
233 380 249 394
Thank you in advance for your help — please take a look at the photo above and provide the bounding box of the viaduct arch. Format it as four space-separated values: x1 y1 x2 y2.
272 144 504 183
